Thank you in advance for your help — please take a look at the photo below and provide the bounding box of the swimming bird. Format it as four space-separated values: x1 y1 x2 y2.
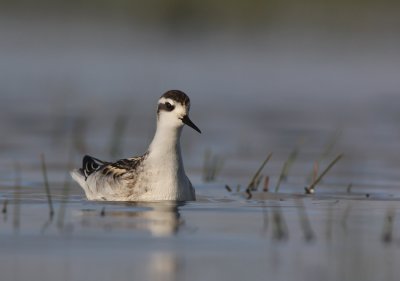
70 90 201 201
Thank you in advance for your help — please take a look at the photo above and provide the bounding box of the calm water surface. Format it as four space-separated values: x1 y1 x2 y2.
0 18 400 281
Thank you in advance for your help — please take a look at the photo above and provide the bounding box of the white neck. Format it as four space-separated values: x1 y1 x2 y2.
147 121 185 173
135 114 195 201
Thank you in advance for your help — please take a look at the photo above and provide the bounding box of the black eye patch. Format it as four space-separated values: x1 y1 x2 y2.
157 102 175 113
165 102 174 111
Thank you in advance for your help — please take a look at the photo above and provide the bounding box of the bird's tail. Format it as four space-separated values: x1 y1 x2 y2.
70 169 87 189
71 168 98 200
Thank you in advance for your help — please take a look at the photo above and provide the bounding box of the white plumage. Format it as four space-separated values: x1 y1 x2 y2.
70 90 200 201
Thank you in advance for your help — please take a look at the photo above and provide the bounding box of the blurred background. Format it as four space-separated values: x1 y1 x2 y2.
1 3 400 281
1 0 400 177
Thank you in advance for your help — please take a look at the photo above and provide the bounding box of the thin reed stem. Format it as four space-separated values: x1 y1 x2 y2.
246 153 272 199
57 143 74 230
13 163 21 232
41 154 54 218
225 185 232 192
275 147 299 192
263 176 270 192
305 154 343 194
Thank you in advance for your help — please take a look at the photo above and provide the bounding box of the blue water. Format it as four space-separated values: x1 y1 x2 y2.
1 17 400 281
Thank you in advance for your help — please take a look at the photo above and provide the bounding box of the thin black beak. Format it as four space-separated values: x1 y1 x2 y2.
181 115 201 133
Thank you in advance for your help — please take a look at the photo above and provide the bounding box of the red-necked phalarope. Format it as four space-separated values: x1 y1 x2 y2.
70 90 201 201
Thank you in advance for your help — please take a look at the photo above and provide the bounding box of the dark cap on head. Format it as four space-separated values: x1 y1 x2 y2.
161 90 190 106
158 90 201 133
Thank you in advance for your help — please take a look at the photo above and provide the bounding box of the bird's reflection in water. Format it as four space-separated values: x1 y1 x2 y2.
80 201 184 237
147 252 184 281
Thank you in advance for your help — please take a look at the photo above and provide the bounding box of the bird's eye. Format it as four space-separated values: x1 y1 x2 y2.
165 102 174 111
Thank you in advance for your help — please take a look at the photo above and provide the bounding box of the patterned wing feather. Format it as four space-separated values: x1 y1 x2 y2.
80 155 109 179
100 156 145 181
81 154 148 200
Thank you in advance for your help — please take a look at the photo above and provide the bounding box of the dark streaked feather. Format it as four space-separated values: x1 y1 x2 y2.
82 153 148 182
101 157 143 180
80 155 109 179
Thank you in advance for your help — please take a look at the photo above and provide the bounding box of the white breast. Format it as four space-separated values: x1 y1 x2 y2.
131 157 195 201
